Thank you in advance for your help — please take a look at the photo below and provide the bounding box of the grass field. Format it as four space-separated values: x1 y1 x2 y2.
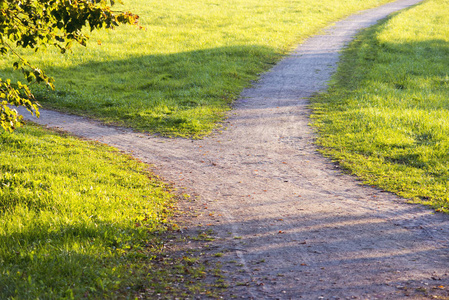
0 125 179 298
0 0 392 137
311 0 449 211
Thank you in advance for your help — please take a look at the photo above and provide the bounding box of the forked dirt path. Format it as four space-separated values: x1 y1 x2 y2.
22 0 449 298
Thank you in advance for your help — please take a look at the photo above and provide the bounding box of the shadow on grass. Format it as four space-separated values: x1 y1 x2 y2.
20 45 281 137
0 217 164 298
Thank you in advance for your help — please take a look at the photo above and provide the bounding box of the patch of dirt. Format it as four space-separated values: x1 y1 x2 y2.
21 0 449 298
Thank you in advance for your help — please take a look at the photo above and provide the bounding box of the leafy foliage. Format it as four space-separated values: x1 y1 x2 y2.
0 0 138 131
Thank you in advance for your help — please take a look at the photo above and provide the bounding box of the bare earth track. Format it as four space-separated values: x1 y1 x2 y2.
21 0 449 298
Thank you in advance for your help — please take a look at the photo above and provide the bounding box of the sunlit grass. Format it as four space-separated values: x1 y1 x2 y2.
0 125 174 298
0 0 392 137
311 0 449 211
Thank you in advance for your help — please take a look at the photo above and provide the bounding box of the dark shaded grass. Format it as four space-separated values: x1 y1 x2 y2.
32 46 278 137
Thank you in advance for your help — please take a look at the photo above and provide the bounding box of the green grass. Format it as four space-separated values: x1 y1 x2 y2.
0 124 175 298
311 0 449 211
0 0 393 137
0 125 227 298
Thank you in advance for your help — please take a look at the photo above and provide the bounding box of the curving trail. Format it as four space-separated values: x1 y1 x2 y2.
22 0 449 298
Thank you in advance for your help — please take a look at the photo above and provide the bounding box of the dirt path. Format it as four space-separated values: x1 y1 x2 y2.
21 0 449 298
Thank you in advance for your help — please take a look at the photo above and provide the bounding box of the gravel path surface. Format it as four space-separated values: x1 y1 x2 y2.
21 0 449 298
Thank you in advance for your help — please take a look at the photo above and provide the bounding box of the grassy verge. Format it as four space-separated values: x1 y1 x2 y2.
311 0 449 211
0 0 392 137
0 125 224 299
